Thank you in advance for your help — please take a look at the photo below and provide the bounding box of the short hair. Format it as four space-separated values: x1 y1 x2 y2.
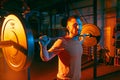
67 15 80 22
67 15 80 25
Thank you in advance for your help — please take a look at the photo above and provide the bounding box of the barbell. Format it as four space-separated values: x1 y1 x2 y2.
0 13 101 71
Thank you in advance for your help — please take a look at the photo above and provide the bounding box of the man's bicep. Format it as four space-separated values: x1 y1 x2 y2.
48 39 63 53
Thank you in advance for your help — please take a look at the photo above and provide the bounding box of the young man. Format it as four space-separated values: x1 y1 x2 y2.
39 15 86 80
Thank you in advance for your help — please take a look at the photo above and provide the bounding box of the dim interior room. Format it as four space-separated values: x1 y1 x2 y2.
0 0 120 80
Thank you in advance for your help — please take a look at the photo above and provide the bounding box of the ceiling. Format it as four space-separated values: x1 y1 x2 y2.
26 0 64 10
1 0 81 12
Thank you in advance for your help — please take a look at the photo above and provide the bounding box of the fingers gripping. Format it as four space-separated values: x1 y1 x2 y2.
39 35 51 46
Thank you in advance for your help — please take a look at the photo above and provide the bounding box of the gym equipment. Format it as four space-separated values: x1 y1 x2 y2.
1 13 34 71
81 24 101 47
0 13 101 71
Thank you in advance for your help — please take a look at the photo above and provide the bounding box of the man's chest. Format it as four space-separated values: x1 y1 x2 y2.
63 40 83 56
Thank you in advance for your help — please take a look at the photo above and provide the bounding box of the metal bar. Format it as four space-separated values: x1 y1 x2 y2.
0 40 13 48
0 40 27 55
93 0 97 79
28 67 31 80
117 0 120 19
64 0 70 16
34 34 96 43
34 37 60 42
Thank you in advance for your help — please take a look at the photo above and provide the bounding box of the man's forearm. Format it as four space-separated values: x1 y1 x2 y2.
40 43 50 61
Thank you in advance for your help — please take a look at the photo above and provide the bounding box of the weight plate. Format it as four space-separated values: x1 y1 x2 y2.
81 24 101 47
1 13 34 71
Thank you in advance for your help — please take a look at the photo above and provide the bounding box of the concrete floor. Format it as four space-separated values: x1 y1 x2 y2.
0 51 120 80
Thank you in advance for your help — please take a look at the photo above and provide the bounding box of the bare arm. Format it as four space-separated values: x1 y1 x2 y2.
39 35 63 61
39 42 56 61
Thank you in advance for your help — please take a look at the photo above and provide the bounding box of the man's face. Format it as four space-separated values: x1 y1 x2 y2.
67 18 82 36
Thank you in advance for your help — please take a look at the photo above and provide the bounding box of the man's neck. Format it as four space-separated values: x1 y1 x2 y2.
67 34 79 41
72 36 79 40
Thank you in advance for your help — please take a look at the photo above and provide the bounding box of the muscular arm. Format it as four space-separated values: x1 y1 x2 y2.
39 38 63 61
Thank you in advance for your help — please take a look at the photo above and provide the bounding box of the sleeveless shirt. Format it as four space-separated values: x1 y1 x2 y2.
56 37 83 80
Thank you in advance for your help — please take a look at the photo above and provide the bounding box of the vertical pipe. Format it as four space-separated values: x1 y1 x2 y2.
93 0 97 79
49 13 53 36
115 0 120 66
64 0 70 17
28 67 30 80
100 0 105 47
117 0 120 22
54 15 56 28
37 12 41 34
39 12 42 35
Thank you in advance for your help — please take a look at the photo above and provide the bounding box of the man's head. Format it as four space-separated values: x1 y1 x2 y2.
66 15 82 37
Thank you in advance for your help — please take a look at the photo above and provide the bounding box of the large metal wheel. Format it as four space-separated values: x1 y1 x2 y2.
81 24 101 47
1 13 34 71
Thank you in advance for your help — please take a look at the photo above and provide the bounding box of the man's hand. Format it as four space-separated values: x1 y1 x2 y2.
39 35 51 46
